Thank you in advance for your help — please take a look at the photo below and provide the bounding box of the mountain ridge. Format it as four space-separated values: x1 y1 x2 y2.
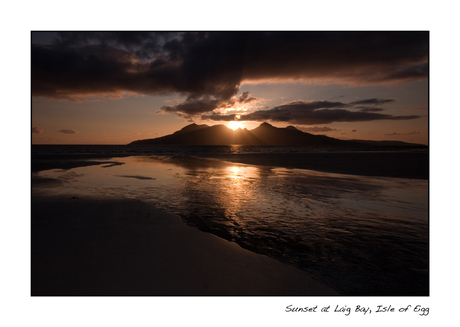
129 122 427 147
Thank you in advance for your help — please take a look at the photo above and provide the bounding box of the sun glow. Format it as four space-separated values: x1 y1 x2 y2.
228 120 243 130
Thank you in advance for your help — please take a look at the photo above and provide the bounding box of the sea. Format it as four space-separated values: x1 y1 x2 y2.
32 144 429 295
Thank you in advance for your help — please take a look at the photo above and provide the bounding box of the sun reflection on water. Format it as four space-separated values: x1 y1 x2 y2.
36 155 429 295
219 165 256 229
229 166 241 181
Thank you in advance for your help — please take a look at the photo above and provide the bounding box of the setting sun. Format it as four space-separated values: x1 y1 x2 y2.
228 120 243 130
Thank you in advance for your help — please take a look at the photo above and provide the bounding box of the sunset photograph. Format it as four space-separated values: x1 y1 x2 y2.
31 31 429 297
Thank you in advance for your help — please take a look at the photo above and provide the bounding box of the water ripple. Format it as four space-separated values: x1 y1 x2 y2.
37 155 428 295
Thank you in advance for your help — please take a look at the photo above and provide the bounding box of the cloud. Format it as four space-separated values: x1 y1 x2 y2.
160 96 224 116
408 107 428 112
32 126 43 134
355 107 386 112
237 91 258 103
58 129 78 134
235 100 420 125
54 32 175 59
201 112 237 121
384 131 420 136
199 98 419 125
349 98 396 106
202 100 347 122
159 92 260 118
350 129 358 133
32 32 428 103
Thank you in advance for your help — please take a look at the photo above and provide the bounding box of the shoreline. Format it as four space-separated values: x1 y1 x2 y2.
32 182 341 296
32 150 428 179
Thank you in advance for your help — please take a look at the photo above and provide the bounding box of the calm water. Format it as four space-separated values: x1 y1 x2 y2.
32 143 428 155
35 154 429 295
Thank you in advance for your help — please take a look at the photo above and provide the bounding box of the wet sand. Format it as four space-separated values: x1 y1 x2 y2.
31 182 340 296
31 153 130 173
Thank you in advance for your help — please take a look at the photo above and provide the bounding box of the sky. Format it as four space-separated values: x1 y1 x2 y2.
31 31 428 145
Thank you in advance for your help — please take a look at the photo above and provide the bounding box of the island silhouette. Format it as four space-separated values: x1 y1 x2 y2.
129 122 426 147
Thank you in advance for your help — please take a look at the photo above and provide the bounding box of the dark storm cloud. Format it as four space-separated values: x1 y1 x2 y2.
54 32 178 59
32 42 183 101
32 31 428 104
234 100 420 125
32 32 241 102
237 32 428 90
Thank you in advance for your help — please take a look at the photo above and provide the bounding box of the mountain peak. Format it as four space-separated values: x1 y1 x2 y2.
286 125 300 131
181 123 205 129
176 123 209 133
258 122 274 128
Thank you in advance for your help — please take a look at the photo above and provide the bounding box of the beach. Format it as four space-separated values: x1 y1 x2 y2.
32 177 340 296
31 146 428 295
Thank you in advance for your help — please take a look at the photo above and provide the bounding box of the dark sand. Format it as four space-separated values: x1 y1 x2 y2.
31 184 340 296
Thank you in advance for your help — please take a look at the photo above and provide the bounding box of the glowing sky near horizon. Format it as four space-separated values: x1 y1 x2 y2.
31 31 428 145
